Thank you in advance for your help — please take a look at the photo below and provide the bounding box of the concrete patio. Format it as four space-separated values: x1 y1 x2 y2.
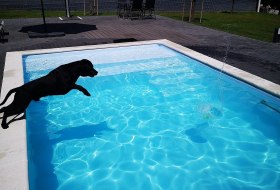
0 15 280 88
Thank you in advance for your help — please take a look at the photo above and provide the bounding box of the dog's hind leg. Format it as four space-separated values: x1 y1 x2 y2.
0 88 17 106
7 112 26 126
1 105 28 129
1 95 31 129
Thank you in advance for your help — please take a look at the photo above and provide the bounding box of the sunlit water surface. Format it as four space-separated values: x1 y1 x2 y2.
23 44 280 190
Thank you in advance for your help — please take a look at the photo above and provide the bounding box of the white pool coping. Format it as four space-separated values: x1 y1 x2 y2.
0 39 280 189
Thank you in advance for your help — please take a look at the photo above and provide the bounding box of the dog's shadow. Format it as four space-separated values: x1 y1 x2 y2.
19 23 97 34
50 121 113 142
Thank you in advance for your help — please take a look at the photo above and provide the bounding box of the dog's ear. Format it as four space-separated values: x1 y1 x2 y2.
81 59 91 64
81 59 94 67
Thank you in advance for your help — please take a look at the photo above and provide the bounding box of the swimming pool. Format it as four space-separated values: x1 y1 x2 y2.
21 42 280 190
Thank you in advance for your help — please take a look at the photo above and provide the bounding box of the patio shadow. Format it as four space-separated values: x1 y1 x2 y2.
19 23 97 34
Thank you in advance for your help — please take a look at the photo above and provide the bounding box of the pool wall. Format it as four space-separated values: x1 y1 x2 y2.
0 39 280 190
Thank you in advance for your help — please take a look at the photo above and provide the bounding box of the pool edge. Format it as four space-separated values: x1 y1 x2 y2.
162 40 280 98
0 51 29 190
12 39 280 98
0 39 279 189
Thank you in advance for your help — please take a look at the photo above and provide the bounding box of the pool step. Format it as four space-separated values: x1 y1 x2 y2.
97 58 184 77
260 100 280 114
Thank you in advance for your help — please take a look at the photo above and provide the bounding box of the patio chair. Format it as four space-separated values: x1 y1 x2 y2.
128 0 144 19
0 20 9 42
0 21 5 39
144 0 156 19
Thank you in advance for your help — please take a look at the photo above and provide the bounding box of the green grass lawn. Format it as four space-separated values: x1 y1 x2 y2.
0 10 68 18
1 10 279 42
0 10 113 18
159 11 280 42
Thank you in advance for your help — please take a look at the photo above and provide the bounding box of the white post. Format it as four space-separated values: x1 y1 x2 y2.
66 0 70 18
257 0 261 13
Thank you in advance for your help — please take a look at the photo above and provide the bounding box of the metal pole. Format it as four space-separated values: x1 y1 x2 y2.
65 0 70 18
182 0 186 21
40 0 47 32
96 0 99 16
93 0 96 14
189 0 193 23
200 0 204 23
84 0 86 16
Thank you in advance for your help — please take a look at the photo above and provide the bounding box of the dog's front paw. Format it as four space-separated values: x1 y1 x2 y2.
84 92 91 96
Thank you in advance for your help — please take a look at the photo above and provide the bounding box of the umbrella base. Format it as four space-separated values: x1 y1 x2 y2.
28 31 65 38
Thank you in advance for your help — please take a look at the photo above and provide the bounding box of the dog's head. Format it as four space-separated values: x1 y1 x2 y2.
79 59 98 77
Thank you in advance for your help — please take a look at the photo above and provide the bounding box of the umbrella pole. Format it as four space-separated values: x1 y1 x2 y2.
65 0 70 18
40 0 47 32
28 0 65 38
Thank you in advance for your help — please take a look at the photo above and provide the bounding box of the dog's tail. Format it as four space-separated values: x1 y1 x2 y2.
0 88 17 106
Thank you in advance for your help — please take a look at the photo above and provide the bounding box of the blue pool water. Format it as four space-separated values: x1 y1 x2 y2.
23 44 280 190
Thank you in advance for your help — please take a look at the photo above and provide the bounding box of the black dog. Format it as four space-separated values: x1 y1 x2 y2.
0 59 98 129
